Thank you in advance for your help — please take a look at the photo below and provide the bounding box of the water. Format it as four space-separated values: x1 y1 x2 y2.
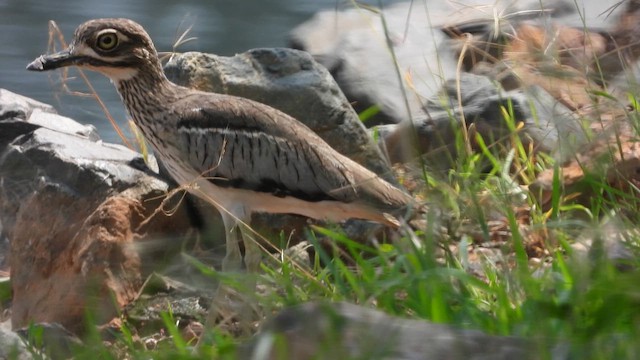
0 0 347 142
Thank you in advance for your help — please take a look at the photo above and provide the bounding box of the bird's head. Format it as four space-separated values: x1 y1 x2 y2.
27 18 160 82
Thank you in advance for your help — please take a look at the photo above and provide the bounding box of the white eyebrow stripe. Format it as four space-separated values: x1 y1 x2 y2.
96 28 131 43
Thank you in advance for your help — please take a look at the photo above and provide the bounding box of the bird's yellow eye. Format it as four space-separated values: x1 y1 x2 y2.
96 32 118 51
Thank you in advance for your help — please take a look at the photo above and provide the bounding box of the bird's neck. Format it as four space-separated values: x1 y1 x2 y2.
114 61 178 130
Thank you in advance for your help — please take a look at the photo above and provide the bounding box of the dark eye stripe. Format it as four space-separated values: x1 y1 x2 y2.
83 57 136 68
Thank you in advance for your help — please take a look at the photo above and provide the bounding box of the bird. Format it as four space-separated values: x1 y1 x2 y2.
26 18 416 276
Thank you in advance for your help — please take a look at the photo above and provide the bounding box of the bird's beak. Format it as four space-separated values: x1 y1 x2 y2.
26 48 83 71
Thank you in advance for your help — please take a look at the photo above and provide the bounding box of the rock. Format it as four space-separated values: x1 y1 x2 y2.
0 227 9 277
0 90 98 141
449 0 640 85
0 320 32 360
27 109 100 141
164 48 394 181
289 1 576 127
0 89 198 334
376 73 585 166
0 122 160 241
290 2 455 126
516 86 586 162
16 322 83 360
531 120 640 209
571 216 637 272
0 88 55 120
238 302 542 360
124 272 208 337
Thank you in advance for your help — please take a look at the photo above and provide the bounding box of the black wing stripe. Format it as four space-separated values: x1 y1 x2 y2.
177 125 338 202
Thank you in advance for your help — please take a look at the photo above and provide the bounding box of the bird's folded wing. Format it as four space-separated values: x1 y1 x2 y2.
174 95 362 203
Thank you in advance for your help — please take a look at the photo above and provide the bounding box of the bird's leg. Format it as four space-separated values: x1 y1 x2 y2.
234 212 263 333
202 209 244 337
220 210 243 272
203 207 259 338
240 223 262 273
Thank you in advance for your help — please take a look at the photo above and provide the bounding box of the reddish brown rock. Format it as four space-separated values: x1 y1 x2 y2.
10 192 194 334
10 194 137 332
0 90 199 334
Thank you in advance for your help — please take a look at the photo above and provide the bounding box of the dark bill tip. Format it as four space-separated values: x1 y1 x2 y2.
26 49 78 72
